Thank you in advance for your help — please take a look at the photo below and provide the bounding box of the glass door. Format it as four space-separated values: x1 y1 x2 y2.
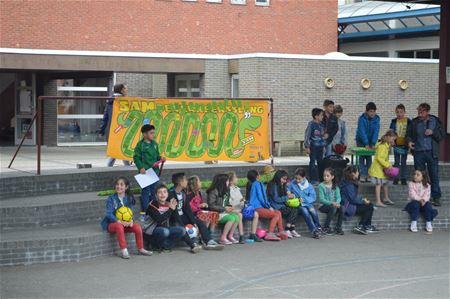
14 73 36 145
175 75 201 98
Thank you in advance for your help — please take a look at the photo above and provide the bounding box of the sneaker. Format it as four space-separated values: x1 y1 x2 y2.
426 222 433 233
317 227 326 236
285 230 293 239
352 225 367 235
191 244 202 254
322 227 335 236
401 179 407 186
393 178 399 185
432 198 441 207
119 248 130 259
312 230 321 239
204 240 225 250
410 221 418 233
238 235 246 244
291 230 301 238
364 225 380 234
228 236 239 244
335 227 344 235
219 238 233 245
277 232 289 240
264 232 281 241
250 233 263 242
138 248 153 256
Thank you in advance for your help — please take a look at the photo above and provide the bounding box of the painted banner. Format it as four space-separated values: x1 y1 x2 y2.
106 97 271 162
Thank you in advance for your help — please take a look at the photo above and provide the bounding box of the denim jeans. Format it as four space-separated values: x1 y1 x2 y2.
358 155 372 177
140 182 157 211
325 143 333 157
309 146 324 183
394 153 408 180
414 150 441 199
152 226 187 249
404 201 438 222
298 206 321 232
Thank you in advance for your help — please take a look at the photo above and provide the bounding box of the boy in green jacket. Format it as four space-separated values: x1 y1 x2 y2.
133 124 165 211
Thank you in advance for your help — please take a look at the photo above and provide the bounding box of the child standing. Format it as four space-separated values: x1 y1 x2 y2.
267 170 301 238
287 168 323 239
318 168 344 235
101 177 153 259
355 102 380 182
246 170 288 241
332 105 347 153
187 176 219 230
169 173 224 250
322 100 339 157
390 104 412 185
340 166 379 235
145 184 201 253
369 130 398 207
404 170 438 233
304 108 326 184
133 124 166 211
228 172 262 243
207 174 240 245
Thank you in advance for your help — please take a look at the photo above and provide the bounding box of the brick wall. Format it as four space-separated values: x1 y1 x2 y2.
237 58 439 155
115 73 154 98
203 60 231 97
0 0 337 55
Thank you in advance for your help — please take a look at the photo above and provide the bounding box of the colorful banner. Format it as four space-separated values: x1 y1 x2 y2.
107 97 271 162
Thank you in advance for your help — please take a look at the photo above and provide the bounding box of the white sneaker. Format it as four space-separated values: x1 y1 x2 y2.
426 222 433 233
286 230 293 239
410 221 418 233
291 230 301 238
119 248 130 259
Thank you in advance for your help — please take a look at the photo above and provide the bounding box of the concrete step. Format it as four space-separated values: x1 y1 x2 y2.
2 163 450 199
1 202 448 266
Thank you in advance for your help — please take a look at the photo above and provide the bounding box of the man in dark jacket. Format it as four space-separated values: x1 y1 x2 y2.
322 99 339 157
407 103 444 206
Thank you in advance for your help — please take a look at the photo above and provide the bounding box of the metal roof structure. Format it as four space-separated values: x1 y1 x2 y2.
338 1 440 40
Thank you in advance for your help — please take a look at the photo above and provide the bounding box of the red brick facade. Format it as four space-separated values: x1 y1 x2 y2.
0 0 337 55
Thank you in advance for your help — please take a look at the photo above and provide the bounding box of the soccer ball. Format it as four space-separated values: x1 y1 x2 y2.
185 224 198 239
115 206 133 222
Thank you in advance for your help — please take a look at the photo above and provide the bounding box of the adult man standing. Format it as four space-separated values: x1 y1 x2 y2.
408 103 444 206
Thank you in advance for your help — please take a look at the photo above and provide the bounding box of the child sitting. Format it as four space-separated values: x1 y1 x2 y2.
101 177 153 259
145 184 201 253
267 170 301 238
228 172 262 243
340 166 379 235
404 170 438 233
369 129 398 207
287 168 323 239
389 104 412 185
318 168 344 235
187 175 219 230
207 174 240 245
169 173 224 250
247 170 289 241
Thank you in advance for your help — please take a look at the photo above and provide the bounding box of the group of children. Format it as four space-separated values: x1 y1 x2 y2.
101 113 439 259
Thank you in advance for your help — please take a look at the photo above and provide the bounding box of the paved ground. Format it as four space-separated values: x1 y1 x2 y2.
1 231 448 299
1 146 418 176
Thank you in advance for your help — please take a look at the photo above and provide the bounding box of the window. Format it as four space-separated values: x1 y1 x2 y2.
231 0 246 4
206 0 222 3
397 49 439 59
231 75 239 98
397 51 414 58
255 0 270 6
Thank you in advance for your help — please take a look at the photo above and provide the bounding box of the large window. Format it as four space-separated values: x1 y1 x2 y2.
255 0 270 6
397 49 439 59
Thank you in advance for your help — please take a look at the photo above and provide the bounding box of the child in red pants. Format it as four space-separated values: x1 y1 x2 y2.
101 177 153 259
246 170 288 241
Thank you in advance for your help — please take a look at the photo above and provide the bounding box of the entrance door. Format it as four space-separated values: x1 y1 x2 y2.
14 73 36 145
175 75 201 98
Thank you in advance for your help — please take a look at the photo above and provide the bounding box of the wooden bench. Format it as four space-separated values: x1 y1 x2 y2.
273 140 304 157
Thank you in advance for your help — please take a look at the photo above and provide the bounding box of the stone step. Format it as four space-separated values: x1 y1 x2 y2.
2 182 449 230
1 203 448 267
2 163 450 199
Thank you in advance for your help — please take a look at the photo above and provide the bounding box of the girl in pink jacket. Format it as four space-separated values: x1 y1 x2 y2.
404 170 438 233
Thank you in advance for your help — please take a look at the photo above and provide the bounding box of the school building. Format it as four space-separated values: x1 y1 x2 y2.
0 0 448 160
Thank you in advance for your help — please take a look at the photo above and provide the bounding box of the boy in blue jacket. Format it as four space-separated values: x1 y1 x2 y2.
304 108 326 184
287 168 322 239
355 102 380 182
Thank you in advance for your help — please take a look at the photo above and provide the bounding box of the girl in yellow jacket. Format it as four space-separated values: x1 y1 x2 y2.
369 130 398 207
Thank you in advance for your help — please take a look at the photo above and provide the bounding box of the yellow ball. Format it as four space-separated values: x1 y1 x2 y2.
115 206 133 222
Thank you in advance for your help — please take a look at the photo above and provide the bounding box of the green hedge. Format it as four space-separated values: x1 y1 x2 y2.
97 174 274 197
